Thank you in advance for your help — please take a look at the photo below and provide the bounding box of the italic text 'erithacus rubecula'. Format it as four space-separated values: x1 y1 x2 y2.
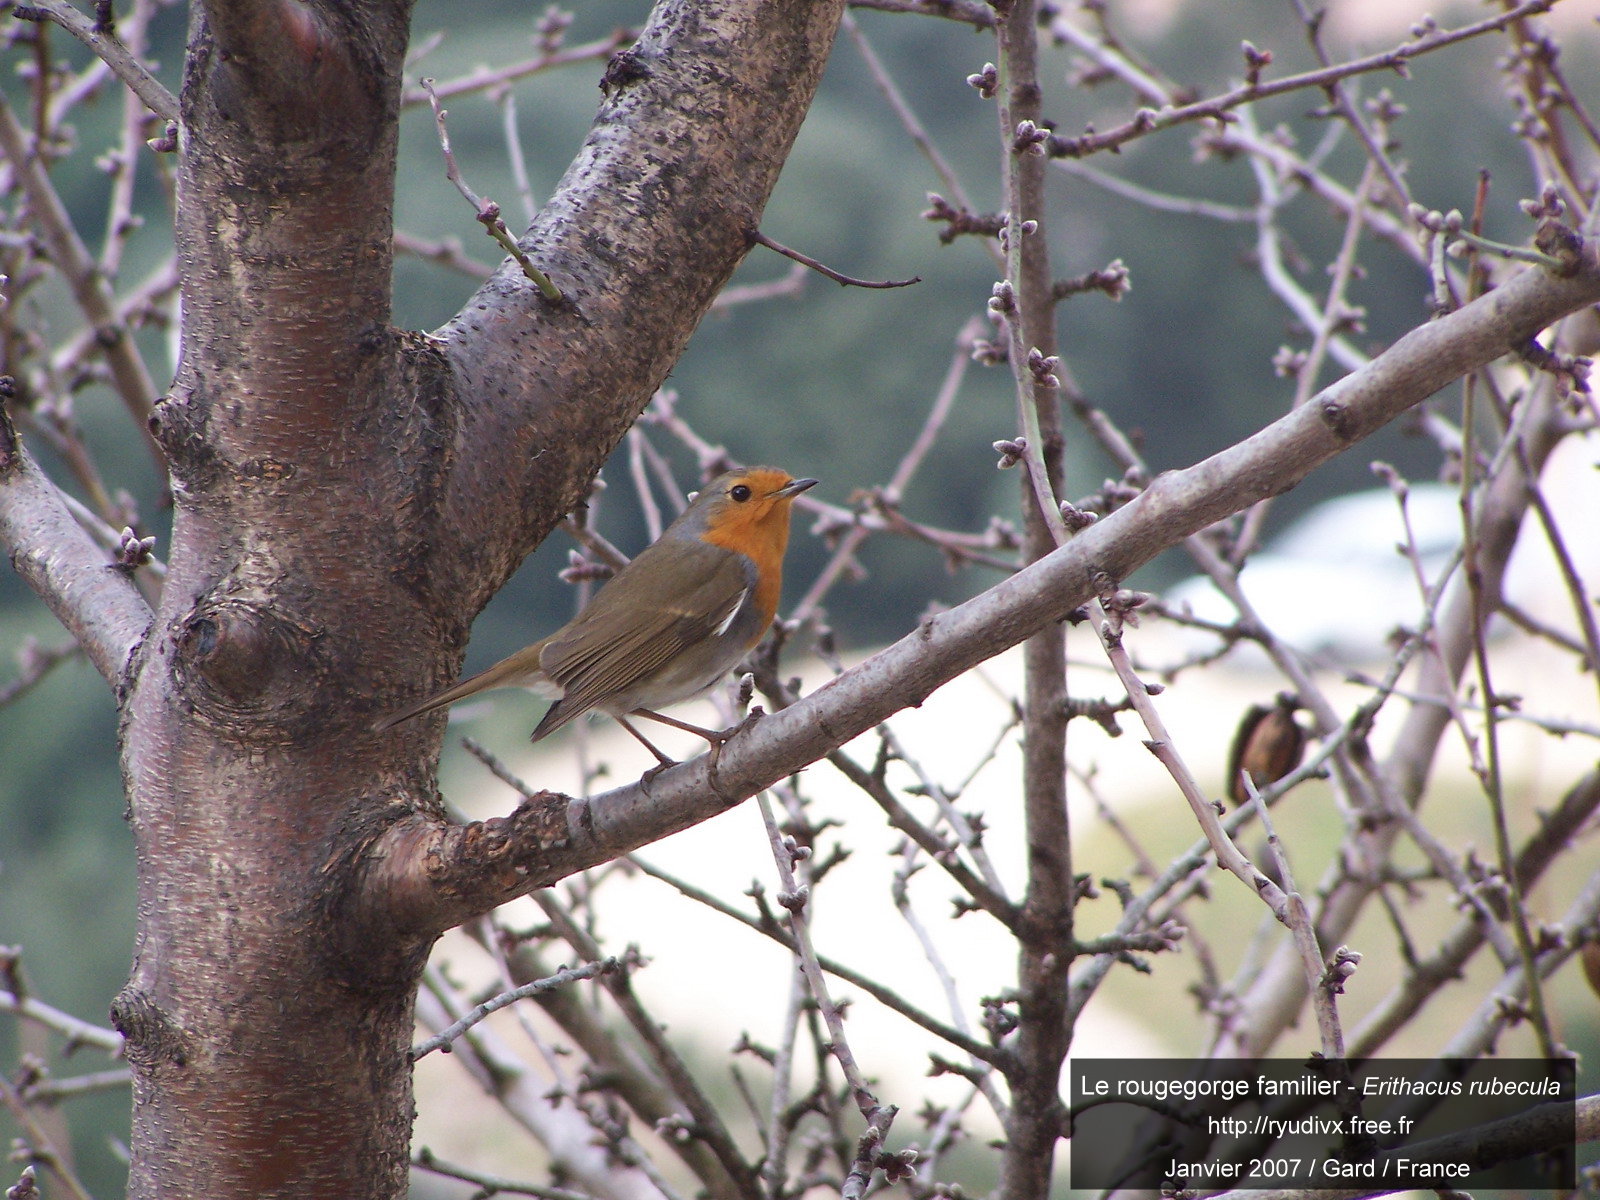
377 467 817 768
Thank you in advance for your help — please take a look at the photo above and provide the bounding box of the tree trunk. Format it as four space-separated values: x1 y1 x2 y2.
112 1 845 1193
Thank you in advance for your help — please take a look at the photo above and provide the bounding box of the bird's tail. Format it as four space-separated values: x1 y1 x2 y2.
373 647 549 732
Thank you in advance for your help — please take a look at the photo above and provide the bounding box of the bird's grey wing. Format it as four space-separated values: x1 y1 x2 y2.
532 543 755 739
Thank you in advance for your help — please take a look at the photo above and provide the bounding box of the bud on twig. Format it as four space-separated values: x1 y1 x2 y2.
993 437 1027 469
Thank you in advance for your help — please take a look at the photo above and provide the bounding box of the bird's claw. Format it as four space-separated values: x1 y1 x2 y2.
706 707 763 790
639 755 677 793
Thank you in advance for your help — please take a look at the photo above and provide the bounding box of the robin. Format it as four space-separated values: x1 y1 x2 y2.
377 466 817 768
1225 693 1307 806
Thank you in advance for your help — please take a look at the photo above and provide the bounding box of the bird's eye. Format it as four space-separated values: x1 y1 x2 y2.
730 484 752 502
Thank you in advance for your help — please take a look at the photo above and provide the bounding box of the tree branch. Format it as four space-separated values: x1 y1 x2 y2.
0 92 163 461
749 229 920 289
370 236 1600 933
410 956 622 1060
1049 0 1558 160
420 0 850 619
12 0 179 121
847 0 994 28
992 4 1075 1196
0 408 152 689
399 31 635 106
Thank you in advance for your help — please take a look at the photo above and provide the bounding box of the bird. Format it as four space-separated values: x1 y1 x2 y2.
377 466 817 769
1225 693 1307 806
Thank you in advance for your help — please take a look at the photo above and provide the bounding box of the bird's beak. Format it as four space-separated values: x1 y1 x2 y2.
777 478 818 498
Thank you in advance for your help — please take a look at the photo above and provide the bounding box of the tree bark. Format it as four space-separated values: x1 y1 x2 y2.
111 1 846 1194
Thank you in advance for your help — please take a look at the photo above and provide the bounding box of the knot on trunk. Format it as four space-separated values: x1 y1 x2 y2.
111 985 189 1069
175 594 324 740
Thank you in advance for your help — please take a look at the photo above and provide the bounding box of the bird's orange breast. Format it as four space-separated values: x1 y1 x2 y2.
699 501 795 636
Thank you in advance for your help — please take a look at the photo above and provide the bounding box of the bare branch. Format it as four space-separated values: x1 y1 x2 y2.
0 1074 97 1200
0 989 124 1054
0 638 80 708
847 0 993 28
749 229 920 290
628 852 1004 1065
1049 0 1559 160
0 93 163 461
410 957 623 1060
412 1148 595 1200
756 790 892 1129
422 79 562 302
0 408 151 689
11 0 179 122
392 230 493 280
398 31 635 107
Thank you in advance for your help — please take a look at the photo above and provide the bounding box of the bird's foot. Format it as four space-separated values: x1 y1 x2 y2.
617 715 679 792
705 707 764 792
627 706 766 791
639 758 677 792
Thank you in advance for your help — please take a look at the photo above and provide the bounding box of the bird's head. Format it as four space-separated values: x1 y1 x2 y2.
684 467 817 564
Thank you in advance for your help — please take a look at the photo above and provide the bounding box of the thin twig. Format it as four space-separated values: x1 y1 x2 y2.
1050 0 1558 160
0 1073 97 1200
793 317 982 622
411 958 621 1060
749 229 919 289
1247 777 1348 1060
754 790 900 1165
421 78 562 302
413 1147 598 1200
626 853 1003 1065
400 32 634 107
11 0 178 121
393 230 493 280
846 0 993 27
710 262 807 311
0 92 164 463
0 638 81 708
0 989 124 1053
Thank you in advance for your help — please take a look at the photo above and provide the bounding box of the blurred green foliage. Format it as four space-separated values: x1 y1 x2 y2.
2 1 1591 1192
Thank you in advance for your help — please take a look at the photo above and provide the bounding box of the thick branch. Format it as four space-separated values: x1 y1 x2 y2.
0 410 152 688
193 0 389 142
421 0 848 616
371 240 1600 932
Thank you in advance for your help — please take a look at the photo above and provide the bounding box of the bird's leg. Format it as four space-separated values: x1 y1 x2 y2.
614 715 678 788
633 707 764 781
631 708 734 746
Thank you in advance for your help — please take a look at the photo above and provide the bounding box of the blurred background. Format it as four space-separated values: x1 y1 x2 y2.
4 0 1598 1192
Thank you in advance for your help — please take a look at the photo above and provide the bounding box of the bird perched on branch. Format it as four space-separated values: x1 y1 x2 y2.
378 466 817 768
